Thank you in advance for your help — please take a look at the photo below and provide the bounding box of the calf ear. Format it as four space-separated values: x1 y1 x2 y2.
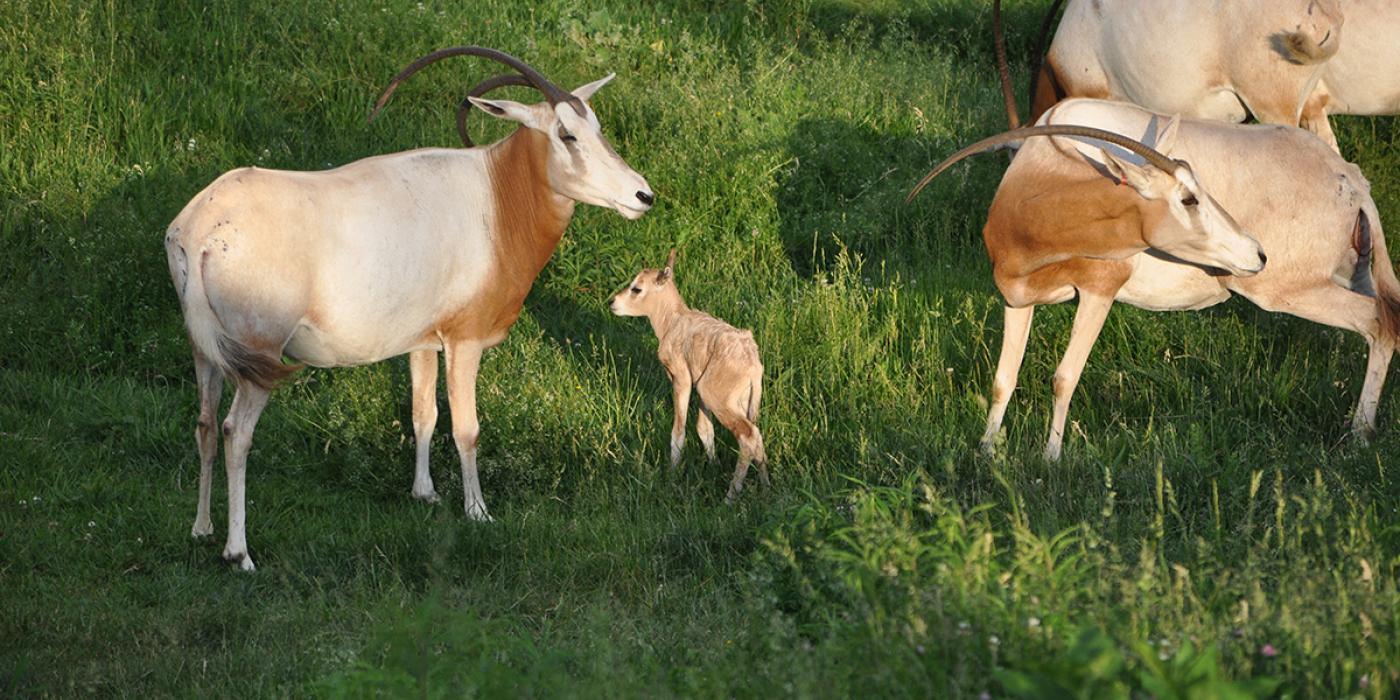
657 248 677 283
1099 148 1156 195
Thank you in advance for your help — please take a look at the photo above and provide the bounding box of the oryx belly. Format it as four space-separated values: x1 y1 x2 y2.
1116 255 1230 311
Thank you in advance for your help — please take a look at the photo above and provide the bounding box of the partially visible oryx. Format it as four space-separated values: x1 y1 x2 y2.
610 251 768 502
165 47 653 570
910 100 1400 460
1012 0 1385 151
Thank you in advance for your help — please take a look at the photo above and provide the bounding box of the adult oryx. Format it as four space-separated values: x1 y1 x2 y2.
910 99 1399 460
1012 0 1350 149
164 47 653 571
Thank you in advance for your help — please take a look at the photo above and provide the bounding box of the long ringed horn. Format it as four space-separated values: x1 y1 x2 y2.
906 124 1183 204
665 248 677 269
366 46 584 123
454 73 535 147
993 0 1020 129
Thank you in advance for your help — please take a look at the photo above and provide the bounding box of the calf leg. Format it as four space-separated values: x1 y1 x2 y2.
1044 292 1114 461
222 380 271 572
192 352 223 537
409 350 441 503
445 340 491 521
718 409 764 504
696 406 717 463
667 369 692 470
703 379 766 502
980 305 1035 455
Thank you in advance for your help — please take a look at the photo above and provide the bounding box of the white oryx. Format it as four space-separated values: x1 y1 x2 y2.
1017 0 1369 149
165 47 653 571
910 98 1399 460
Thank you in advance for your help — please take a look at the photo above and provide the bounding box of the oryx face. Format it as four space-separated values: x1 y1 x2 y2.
470 75 654 220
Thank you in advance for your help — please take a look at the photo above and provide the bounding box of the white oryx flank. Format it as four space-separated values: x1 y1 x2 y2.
610 251 768 503
911 98 1400 460
1018 0 1350 148
1307 1 1400 134
165 47 653 571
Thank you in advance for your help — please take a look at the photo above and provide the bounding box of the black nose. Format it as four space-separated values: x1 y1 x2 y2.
1258 252 1268 267
636 191 654 206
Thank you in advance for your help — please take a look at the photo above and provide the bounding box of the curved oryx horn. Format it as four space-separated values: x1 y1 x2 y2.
453 73 535 147
993 0 1020 129
367 46 585 124
906 125 1184 204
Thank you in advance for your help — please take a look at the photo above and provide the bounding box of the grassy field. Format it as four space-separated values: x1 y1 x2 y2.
3 0 1400 696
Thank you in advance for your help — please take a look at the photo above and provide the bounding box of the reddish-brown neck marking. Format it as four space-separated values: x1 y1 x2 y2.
985 168 1164 304
436 127 575 344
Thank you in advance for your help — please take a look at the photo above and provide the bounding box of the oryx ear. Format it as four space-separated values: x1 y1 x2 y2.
572 73 615 101
1155 114 1181 154
1099 147 1156 195
467 96 547 130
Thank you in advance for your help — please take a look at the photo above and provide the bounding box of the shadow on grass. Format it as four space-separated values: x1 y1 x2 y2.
774 116 1001 281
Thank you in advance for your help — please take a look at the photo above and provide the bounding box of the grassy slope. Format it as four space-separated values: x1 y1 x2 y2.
2 0 1398 696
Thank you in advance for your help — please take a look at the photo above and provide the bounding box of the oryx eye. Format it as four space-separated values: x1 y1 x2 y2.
630 287 642 294
559 128 577 143
1182 195 1199 207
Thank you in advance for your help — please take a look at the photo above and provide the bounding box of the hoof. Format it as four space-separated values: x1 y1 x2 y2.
412 489 441 505
1350 427 1375 447
464 503 494 522
1042 445 1063 462
222 549 256 572
191 521 214 538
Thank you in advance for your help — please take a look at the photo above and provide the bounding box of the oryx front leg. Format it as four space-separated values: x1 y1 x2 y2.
1044 293 1114 461
667 368 692 470
980 304 1034 455
222 380 271 572
191 352 223 538
409 349 441 504
445 341 491 521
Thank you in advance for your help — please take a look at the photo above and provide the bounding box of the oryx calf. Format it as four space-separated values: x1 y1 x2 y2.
165 47 652 570
610 251 768 502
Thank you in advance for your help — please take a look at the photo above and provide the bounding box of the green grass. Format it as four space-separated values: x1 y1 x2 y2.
3 0 1399 696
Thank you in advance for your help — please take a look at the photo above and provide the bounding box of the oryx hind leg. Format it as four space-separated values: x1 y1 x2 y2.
409 349 441 504
1237 282 1392 439
192 351 223 537
222 379 271 572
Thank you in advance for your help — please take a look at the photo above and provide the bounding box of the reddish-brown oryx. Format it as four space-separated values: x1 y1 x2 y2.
610 251 768 503
1019 0 1400 152
911 98 1399 460
165 48 653 570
